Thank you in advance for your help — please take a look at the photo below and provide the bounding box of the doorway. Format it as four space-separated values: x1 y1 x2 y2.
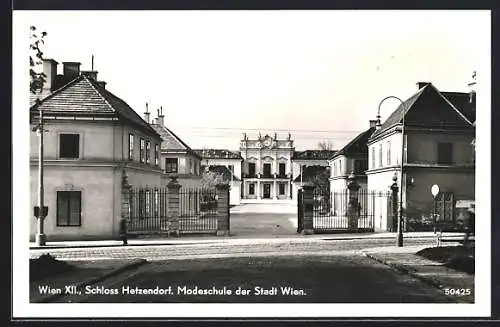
263 183 271 199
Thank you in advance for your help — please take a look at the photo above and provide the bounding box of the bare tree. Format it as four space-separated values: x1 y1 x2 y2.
30 26 47 94
317 140 335 150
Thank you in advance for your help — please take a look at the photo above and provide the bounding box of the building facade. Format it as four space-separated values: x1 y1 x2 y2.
148 108 202 189
366 82 476 231
30 59 163 241
239 133 294 202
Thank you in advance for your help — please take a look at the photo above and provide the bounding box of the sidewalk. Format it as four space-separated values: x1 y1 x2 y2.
29 231 465 250
361 244 474 303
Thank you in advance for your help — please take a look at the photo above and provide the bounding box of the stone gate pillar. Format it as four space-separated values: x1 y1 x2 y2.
120 170 132 242
347 172 360 232
390 173 399 234
167 176 181 234
302 185 315 235
216 183 230 236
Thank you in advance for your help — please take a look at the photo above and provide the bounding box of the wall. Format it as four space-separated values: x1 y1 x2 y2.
405 168 475 221
406 132 474 165
229 181 241 205
30 120 116 161
30 165 119 241
367 132 403 172
31 120 161 166
124 164 163 188
121 124 162 166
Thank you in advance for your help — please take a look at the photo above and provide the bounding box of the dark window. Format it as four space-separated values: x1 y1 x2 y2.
59 134 80 159
279 183 285 195
263 163 271 176
248 163 256 176
145 141 151 164
249 183 255 195
154 144 159 166
57 191 81 226
139 138 145 163
354 159 368 174
279 163 286 176
165 158 178 173
437 142 453 164
128 134 134 161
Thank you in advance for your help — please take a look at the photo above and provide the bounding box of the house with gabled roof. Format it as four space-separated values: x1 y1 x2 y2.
366 82 475 232
193 149 243 205
30 59 163 241
328 121 377 192
148 108 202 189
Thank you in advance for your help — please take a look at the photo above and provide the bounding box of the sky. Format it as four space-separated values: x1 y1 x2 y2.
16 10 489 150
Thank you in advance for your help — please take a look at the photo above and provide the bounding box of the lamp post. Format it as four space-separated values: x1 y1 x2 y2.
377 95 405 247
34 107 47 246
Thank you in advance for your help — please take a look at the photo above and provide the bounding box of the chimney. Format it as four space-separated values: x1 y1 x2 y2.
416 81 431 90
62 62 81 79
143 103 150 124
81 70 98 80
97 81 107 89
41 59 58 92
156 106 165 126
369 120 378 128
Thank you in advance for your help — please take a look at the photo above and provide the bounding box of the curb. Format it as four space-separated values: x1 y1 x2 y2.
34 259 148 303
29 235 446 250
362 252 444 288
29 242 215 251
362 252 473 304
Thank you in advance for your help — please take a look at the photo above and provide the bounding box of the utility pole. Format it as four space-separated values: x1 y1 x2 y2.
36 108 46 246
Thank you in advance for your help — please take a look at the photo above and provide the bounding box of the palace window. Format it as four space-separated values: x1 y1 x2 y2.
59 134 80 159
57 191 81 226
248 163 256 176
249 183 255 195
279 183 285 195
279 163 286 176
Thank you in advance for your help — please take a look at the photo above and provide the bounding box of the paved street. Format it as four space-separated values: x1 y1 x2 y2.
229 212 297 237
52 254 455 303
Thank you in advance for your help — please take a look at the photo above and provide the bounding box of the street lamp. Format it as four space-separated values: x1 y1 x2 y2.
33 106 48 246
377 95 405 247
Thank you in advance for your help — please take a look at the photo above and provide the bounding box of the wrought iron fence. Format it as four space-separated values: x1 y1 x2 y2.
312 189 391 232
127 187 218 235
179 188 218 233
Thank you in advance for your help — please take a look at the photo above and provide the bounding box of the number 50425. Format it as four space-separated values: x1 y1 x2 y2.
444 288 471 296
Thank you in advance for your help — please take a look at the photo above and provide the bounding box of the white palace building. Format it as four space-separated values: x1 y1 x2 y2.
195 133 336 204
